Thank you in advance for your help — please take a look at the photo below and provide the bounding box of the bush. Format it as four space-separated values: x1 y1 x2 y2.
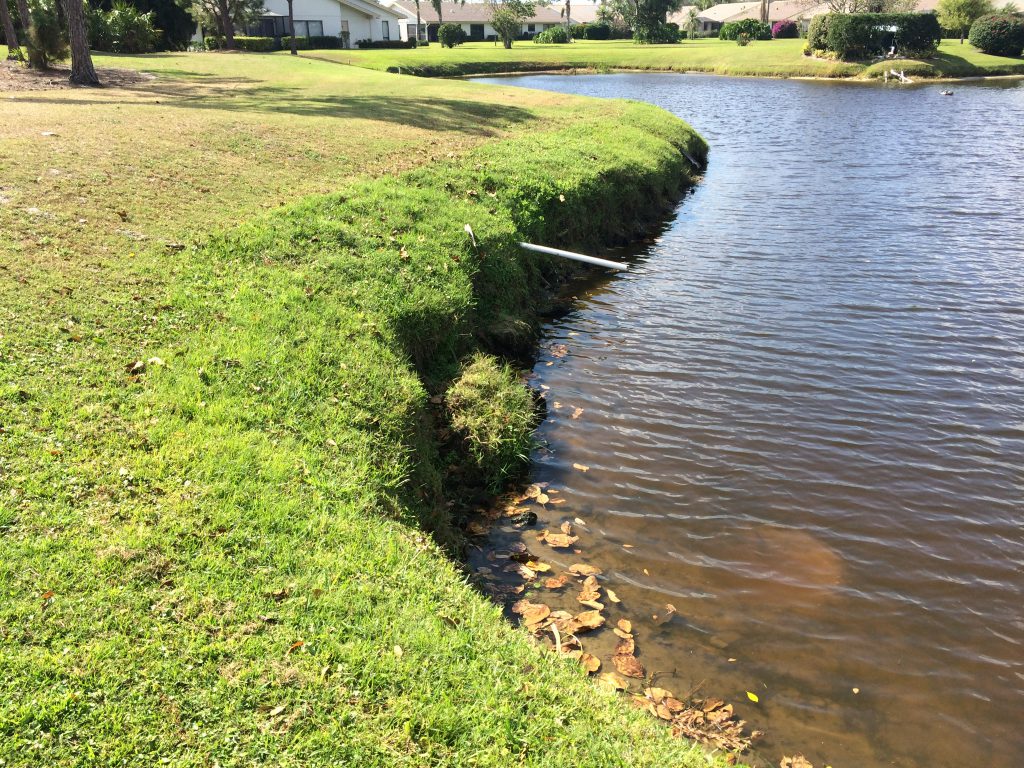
583 21 610 39
534 25 570 43
101 2 158 53
719 19 771 41
807 12 830 50
824 12 941 59
570 23 587 38
737 32 750 45
234 35 275 51
634 21 681 42
26 1 68 68
437 22 465 48
772 19 799 38
968 12 1024 55
355 38 416 48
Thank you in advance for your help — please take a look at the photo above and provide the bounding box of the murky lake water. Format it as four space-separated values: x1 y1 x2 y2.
475 73 1024 768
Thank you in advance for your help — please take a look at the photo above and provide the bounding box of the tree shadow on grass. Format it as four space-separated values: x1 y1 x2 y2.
17 75 539 135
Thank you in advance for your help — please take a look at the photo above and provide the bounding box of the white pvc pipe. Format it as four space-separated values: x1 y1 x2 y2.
518 242 628 271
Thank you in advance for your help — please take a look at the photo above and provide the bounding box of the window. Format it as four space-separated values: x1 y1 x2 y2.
527 23 535 32
469 23 484 40
292 20 324 37
382 20 390 40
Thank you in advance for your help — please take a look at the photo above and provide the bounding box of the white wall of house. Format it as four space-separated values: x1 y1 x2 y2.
441 21 559 39
260 0 410 42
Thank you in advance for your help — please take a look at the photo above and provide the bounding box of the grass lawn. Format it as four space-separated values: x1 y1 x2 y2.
0 50 726 767
311 37 1024 80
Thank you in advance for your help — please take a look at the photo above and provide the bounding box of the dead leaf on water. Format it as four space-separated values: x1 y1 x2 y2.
615 635 635 656
536 493 550 505
780 756 814 768
612 653 645 679
524 484 542 499
544 574 570 589
616 618 632 633
572 462 589 472
541 531 578 549
596 672 629 692
559 521 573 535
746 691 759 703
568 563 601 576
579 653 601 674
652 604 677 625
571 407 584 419
567 610 605 633
606 588 621 603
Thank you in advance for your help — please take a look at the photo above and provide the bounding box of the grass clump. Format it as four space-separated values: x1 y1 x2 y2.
447 353 537 491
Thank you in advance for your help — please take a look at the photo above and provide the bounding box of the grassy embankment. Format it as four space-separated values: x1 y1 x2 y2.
0 51 723 766
311 37 1024 80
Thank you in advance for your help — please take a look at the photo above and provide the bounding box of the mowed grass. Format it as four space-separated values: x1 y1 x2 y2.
0 51 725 767
309 36 1024 79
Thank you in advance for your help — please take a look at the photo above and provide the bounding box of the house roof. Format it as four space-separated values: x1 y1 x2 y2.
697 2 761 22
390 0 563 23
567 2 602 23
666 5 698 25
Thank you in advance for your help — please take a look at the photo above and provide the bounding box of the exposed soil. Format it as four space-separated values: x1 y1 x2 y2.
0 59 153 92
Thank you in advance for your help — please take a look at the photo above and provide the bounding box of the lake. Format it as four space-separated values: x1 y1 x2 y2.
473 73 1024 768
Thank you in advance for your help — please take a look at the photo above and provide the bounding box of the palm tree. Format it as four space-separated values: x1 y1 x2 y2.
286 0 297 53
65 0 98 85
686 5 698 37
560 0 572 38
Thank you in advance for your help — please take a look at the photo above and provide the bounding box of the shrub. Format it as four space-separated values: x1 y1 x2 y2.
719 19 771 41
634 21 681 42
437 22 465 48
233 35 275 51
534 25 570 43
104 1 158 53
446 353 536 492
807 12 831 50
736 31 750 45
570 23 587 38
26 1 68 68
968 12 1024 55
824 12 940 58
355 38 416 48
772 19 799 38
583 21 610 39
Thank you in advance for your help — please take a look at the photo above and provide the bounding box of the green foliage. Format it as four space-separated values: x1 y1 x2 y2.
489 0 534 47
968 11 1024 54
437 21 465 47
824 12 941 58
629 0 685 42
583 20 611 38
534 24 571 42
570 22 586 37
90 0 195 50
26 0 68 68
87 1 158 53
206 33 275 50
938 0 994 36
807 12 831 50
446 354 536 491
719 18 771 41
190 0 261 42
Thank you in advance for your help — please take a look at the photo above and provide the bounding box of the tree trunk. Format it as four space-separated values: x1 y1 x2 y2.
566 0 571 38
503 38 511 48
218 0 235 48
64 0 98 85
415 0 421 45
287 0 296 53
1 0 22 60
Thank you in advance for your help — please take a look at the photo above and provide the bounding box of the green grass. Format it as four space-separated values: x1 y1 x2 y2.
308 37 1024 80
0 50 727 766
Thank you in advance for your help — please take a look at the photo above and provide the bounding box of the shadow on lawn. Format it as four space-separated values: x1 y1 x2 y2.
17 74 538 135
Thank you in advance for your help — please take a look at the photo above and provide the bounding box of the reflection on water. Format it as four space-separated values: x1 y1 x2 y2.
475 73 1024 768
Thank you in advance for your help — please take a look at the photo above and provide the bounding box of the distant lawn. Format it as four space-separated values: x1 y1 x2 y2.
309 37 1024 80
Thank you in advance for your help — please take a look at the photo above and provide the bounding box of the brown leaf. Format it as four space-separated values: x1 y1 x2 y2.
572 462 589 472
780 757 814 768
616 618 633 634
606 588 621 603
653 603 677 625
40 590 55 601
567 610 605 633
559 521 573 535
568 563 601 576
612 627 634 640
579 653 601 674
645 686 673 704
581 575 600 592
596 672 629 692
524 484 542 499
614 636 635 656
612 653 645 679
571 408 584 419
544 574 570 590
579 600 605 610
286 640 304 656
536 493 550 505
542 532 579 549
522 603 551 626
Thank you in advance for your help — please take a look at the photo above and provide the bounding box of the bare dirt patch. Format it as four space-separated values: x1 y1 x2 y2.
0 60 153 91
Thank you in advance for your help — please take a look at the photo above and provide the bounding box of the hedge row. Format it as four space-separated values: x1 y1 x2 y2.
719 18 771 40
204 34 348 51
969 12 1024 56
813 12 941 58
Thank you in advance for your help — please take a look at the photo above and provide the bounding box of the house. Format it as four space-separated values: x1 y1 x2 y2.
224 0 414 46
566 3 603 24
386 0 565 42
680 0 828 35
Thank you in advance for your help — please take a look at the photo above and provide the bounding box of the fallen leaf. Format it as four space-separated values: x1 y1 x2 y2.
544 575 569 589
746 691 759 703
559 521 573 535
597 672 629 691
536 493 550 504
568 563 601 576
852 687 860 694
653 604 677 625
613 653 645 678
269 704 287 717
606 588 621 603
40 590 55 601
286 641 304 656
572 463 589 472
612 627 633 640
780 756 814 768
524 560 551 573
393 645 403 658
579 600 605 610
524 484 542 499
579 653 601 674
615 635 636 655
617 619 632 634
542 532 579 549
522 603 551 626
574 517 586 525
571 407 584 419
567 610 605 633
